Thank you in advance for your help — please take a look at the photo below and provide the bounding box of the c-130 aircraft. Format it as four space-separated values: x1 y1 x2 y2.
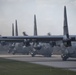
30 15 53 57
0 6 76 61
8 20 32 55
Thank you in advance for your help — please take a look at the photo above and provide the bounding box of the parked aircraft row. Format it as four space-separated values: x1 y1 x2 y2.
8 20 32 55
0 6 76 61
7 15 53 57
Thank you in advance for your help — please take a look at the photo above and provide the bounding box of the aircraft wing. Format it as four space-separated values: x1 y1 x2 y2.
0 35 76 42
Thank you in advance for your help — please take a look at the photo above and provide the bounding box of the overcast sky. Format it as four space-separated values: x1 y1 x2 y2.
0 0 76 36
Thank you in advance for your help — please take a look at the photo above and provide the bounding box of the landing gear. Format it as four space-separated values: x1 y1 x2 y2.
12 51 16 55
11 48 16 55
31 51 36 57
31 53 35 57
8 49 11 53
61 54 69 61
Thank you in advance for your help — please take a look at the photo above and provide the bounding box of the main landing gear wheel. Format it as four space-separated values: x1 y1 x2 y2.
61 54 68 61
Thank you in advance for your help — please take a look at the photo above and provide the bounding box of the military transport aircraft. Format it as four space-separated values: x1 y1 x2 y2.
8 20 32 55
0 6 76 60
31 15 53 57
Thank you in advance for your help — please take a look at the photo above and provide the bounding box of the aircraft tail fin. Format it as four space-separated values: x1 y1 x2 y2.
34 14 37 36
15 20 18 36
63 6 71 46
63 6 69 38
12 23 14 36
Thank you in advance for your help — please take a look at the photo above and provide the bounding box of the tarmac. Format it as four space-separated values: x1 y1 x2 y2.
0 55 76 72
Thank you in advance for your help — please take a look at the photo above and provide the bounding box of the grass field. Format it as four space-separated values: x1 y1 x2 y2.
0 58 76 75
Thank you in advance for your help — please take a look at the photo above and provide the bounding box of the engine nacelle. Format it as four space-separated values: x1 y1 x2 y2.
63 36 71 47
